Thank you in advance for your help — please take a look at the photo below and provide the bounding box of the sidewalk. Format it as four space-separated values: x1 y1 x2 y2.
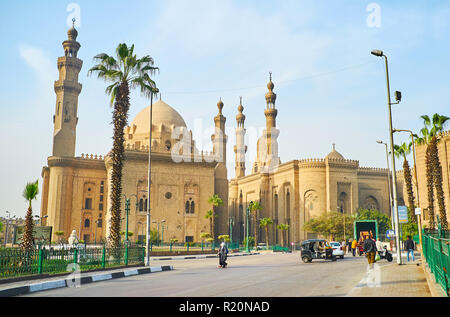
346 253 431 297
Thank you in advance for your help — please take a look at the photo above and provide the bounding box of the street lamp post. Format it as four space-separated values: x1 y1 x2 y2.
146 88 159 267
393 129 423 252
371 49 403 265
245 207 250 252
123 194 138 246
377 140 395 231
229 217 234 245
4 211 14 247
161 220 166 245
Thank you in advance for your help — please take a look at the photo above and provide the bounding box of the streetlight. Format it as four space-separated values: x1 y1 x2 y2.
229 217 234 245
393 128 423 252
146 87 159 267
245 202 252 253
377 140 395 231
123 194 138 246
371 49 402 265
4 211 15 247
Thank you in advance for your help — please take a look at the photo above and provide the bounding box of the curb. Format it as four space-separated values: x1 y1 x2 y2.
0 265 173 297
151 252 260 261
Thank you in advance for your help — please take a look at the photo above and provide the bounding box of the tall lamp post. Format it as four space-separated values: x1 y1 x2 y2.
393 128 423 252
229 217 234 245
371 49 403 265
4 211 15 247
245 205 251 253
123 194 138 246
146 88 159 267
377 140 395 231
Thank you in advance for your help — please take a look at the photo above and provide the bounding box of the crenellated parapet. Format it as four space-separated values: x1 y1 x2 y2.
79 153 105 160
358 166 389 176
298 158 326 169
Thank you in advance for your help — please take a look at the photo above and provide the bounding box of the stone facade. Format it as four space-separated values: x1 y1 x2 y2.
228 78 393 246
41 26 227 244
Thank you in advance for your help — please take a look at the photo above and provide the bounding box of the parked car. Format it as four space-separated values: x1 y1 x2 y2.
330 241 344 259
257 243 267 250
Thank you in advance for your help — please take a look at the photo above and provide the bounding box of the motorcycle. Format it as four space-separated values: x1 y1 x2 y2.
377 246 393 262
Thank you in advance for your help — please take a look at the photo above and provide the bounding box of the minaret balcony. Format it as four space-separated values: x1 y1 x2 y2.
54 80 82 94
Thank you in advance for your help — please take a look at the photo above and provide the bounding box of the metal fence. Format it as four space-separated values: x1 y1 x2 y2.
422 229 450 297
0 245 144 279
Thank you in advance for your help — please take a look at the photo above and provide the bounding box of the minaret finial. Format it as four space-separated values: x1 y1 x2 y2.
72 18 76 28
269 72 272 81
333 143 336 151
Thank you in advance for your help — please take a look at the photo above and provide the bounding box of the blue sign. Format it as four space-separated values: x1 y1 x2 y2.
386 229 395 238
398 206 408 223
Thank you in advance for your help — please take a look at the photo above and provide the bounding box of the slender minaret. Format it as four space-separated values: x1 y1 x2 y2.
212 99 228 241
234 97 247 178
52 19 83 157
212 99 227 163
262 73 280 172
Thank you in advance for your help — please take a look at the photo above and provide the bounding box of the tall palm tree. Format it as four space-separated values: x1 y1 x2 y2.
22 180 39 251
415 126 435 228
204 210 215 238
88 43 158 248
206 194 223 240
394 142 416 222
425 114 449 230
259 217 273 249
277 223 289 247
249 201 263 248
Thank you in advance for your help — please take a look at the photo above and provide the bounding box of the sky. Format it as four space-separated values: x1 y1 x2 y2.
0 0 449 218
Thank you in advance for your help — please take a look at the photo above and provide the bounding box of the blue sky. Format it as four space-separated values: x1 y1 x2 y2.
1 0 449 218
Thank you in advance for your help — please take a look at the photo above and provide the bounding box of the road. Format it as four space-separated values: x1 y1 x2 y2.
23 251 379 297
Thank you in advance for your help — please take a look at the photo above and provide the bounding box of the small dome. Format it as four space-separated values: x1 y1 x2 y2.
267 80 274 90
68 27 78 41
129 100 187 135
325 149 345 160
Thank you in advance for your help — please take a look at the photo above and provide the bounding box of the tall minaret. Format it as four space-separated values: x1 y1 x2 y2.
262 73 280 172
212 99 228 241
52 19 83 157
234 97 247 178
212 99 227 164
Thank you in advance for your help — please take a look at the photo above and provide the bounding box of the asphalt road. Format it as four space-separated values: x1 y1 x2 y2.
24 251 373 297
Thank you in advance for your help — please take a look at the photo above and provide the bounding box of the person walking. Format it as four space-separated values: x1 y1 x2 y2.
363 233 377 269
217 241 229 268
405 236 415 262
351 238 357 256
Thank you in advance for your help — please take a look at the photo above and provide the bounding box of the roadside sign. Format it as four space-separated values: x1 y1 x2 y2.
415 208 421 215
386 229 395 239
398 206 408 223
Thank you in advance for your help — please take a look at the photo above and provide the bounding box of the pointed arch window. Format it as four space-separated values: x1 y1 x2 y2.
84 219 90 228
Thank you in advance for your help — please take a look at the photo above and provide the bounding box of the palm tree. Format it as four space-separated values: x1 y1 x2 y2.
88 43 158 248
277 223 289 247
249 201 263 248
205 210 215 238
207 194 223 240
259 217 273 249
22 180 39 251
415 126 435 228
419 114 450 229
394 142 416 222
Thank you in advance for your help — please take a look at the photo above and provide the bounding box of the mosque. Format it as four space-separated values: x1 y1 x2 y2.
40 25 402 245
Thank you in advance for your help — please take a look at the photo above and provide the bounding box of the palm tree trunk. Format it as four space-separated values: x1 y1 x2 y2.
265 226 269 248
22 205 34 251
109 81 130 249
280 229 284 247
425 144 435 229
430 136 448 230
403 159 416 223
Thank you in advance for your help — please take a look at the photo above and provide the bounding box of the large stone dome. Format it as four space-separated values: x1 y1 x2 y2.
130 100 187 134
